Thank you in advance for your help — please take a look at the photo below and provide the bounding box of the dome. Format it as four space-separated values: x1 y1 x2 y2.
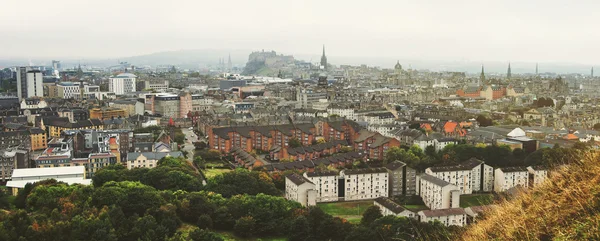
394 61 402 70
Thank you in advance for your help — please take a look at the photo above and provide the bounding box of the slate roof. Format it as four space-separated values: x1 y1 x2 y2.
287 140 348 155
428 158 483 172
375 197 410 214
286 173 313 185
420 208 467 217
265 151 364 172
43 117 103 128
499 166 528 172
212 123 315 139
385 161 407 171
305 170 339 177
419 174 452 187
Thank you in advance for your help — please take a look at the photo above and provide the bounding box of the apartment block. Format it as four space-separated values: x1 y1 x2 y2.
304 171 339 202
425 158 494 194
494 166 529 192
385 161 417 197
417 174 460 210
417 208 467 227
340 168 388 201
374 197 415 218
285 173 317 206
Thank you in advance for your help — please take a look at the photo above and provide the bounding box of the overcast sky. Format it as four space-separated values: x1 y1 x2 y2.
1 0 599 65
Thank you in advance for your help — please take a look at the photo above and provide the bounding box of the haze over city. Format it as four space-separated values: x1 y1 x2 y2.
2 0 599 68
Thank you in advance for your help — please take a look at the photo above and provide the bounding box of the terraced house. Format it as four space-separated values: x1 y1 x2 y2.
209 123 316 154
353 129 400 160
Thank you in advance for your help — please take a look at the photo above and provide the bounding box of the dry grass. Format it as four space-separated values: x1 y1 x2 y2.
460 152 600 241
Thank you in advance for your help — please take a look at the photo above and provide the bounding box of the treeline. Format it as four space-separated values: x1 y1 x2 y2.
385 143 590 171
0 156 460 241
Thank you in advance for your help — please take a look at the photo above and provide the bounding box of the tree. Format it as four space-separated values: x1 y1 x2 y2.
476 115 494 127
360 206 383 226
288 138 302 148
288 216 310 241
594 123 600 131
197 214 213 230
189 228 224 241
425 145 438 159
234 216 256 238
384 147 421 169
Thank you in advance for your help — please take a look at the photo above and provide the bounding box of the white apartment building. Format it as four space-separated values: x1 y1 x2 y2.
285 173 317 206
143 80 169 92
57 82 81 99
374 197 415 218
417 208 467 227
109 73 137 95
340 168 389 201
304 171 339 202
327 107 355 120
527 166 548 188
434 138 458 152
425 158 494 194
494 166 529 192
361 112 396 125
126 152 183 170
417 174 461 210
16 67 43 100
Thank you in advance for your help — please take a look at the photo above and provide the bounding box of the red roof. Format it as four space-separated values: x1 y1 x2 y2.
444 122 458 133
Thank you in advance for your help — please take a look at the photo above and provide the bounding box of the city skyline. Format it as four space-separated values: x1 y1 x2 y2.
1 0 600 65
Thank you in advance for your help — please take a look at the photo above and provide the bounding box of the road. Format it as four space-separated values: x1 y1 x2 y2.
181 127 206 185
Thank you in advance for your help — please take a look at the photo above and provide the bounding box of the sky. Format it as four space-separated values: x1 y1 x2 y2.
1 0 599 65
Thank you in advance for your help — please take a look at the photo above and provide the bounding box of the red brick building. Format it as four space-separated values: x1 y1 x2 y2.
353 129 401 160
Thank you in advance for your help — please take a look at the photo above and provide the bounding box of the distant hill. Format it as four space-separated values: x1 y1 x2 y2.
119 49 252 69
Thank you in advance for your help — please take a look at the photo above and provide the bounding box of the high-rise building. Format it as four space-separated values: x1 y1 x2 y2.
507 62 512 79
16 67 43 100
52 60 61 70
109 73 137 95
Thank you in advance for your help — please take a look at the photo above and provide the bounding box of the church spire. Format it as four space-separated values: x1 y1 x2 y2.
480 65 485 85
592 67 594 78
320 45 328 70
507 62 512 79
536 63 538 75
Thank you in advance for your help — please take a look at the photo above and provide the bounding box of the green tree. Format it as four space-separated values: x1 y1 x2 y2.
197 214 213 230
288 216 310 241
189 228 224 241
234 216 256 238
594 123 600 131
360 206 383 226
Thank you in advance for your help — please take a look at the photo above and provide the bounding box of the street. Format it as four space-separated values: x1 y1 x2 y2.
181 127 206 185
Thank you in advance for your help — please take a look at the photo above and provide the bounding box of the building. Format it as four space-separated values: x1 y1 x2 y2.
109 73 137 95
417 208 467 227
20 98 48 109
109 99 145 117
285 173 317 206
416 174 460 210
86 153 117 178
340 168 389 201
219 79 247 90
16 67 44 101
57 82 81 99
30 127 47 151
527 166 548 188
304 171 339 202
0 149 18 181
494 166 529 192
41 117 104 138
296 87 328 109
58 108 90 123
464 205 496 224
385 161 417 196
89 108 127 120
374 197 415 218
126 151 183 169
480 86 506 100
209 123 316 154
142 80 169 92
353 129 401 160
425 158 494 194
6 166 91 195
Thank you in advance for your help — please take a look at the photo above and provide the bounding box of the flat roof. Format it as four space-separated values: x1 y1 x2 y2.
7 177 91 188
11 166 85 178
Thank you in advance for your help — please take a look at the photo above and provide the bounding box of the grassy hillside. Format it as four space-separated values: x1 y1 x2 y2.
460 151 600 241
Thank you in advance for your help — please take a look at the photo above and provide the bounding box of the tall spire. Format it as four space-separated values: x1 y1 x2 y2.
480 65 485 85
227 54 232 72
507 62 512 79
535 63 538 75
320 45 328 70
592 67 594 78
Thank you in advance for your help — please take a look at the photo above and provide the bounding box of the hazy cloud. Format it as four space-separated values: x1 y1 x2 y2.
1 0 599 64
